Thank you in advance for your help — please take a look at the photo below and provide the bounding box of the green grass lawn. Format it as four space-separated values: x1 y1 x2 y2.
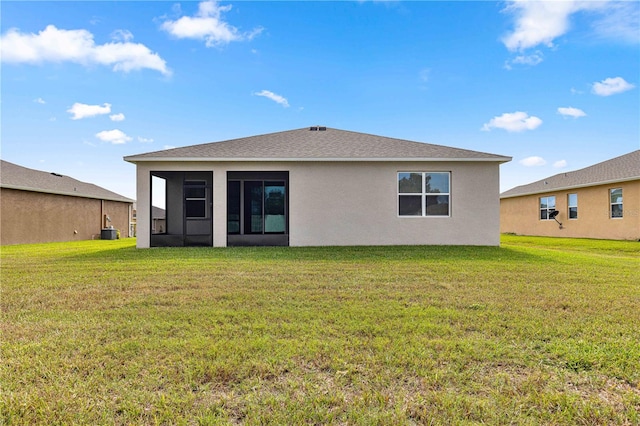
2 235 639 425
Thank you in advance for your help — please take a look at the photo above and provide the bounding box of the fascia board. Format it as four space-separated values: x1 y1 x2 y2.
124 156 512 164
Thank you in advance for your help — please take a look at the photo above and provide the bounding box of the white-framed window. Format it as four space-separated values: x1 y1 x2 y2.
540 196 556 220
568 193 578 219
398 172 450 217
610 188 623 218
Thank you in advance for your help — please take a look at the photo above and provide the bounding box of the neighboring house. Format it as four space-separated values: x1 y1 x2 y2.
151 206 166 234
130 203 137 237
124 126 511 248
500 150 640 240
0 160 134 245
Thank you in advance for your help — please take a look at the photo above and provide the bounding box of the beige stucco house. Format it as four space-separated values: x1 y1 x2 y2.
124 127 511 248
0 160 134 245
500 150 640 240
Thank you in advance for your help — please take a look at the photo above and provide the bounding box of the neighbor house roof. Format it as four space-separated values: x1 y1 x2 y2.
124 127 511 163
152 206 166 219
501 150 640 199
0 160 133 203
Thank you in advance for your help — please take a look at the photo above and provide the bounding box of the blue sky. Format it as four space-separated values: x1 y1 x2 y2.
2 0 638 200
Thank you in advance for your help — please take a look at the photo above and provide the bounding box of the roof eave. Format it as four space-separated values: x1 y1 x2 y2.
500 176 640 199
124 156 512 163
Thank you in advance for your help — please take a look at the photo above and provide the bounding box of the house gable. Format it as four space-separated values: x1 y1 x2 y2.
124 127 511 163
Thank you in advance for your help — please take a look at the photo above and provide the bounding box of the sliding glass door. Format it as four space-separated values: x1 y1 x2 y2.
244 181 265 234
264 183 286 233
227 172 288 246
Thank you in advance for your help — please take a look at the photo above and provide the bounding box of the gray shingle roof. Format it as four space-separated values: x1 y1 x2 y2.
124 127 511 163
152 206 166 219
0 160 133 203
501 150 640 198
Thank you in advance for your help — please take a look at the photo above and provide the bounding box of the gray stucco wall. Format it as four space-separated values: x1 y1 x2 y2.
134 160 501 248
289 161 500 246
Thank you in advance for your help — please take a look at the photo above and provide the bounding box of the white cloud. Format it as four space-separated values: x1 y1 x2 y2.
505 51 544 69
591 77 635 96
67 102 111 120
34 97 46 104
419 68 430 82
481 111 542 132
557 107 586 118
138 136 154 143
110 29 133 43
254 90 289 107
161 0 263 47
502 1 639 52
501 1 580 51
553 160 568 168
590 1 640 44
163 145 176 150
0 25 171 75
95 129 132 144
520 156 547 167
109 113 125 122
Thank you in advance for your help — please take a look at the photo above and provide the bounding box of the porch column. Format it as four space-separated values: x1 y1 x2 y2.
135 164 151 248
212 167 228 247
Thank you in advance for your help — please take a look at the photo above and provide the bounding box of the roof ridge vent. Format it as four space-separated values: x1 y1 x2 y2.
309 126 327 131
50 172 63 177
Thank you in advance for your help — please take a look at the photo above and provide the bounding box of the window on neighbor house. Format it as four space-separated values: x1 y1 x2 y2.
398 172 450 217
540 196 556 220
610 188 623 218
568 193 578 219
